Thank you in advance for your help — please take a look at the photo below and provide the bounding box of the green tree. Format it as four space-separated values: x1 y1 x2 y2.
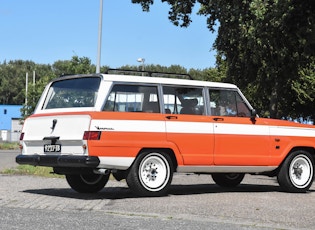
22 56 96 118
21 74 56 118
132 0 315 118
52 56 96 76
0 60 37 105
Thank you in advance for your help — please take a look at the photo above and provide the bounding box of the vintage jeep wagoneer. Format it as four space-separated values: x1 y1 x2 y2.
16 70 315 196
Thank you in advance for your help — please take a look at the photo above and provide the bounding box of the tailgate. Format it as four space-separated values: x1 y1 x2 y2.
21 115 91 156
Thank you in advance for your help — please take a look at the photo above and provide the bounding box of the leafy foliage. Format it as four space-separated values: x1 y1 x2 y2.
52 56 96 76
132 0 315 118
2 2 315 121
0 56 99 118
0 56 224 119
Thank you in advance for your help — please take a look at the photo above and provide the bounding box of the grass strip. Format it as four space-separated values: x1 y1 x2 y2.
1 165 64 178
0 142 19 150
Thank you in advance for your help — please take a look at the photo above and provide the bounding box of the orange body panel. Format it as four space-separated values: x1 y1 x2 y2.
88 132 167 157
214 133 270 165
29 111 315 168
166 133 214 165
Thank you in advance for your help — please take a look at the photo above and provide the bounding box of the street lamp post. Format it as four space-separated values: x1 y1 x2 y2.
137 58 145 76
96 0 103 73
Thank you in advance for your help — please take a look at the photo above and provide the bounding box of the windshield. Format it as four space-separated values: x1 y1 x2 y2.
42 77 101 109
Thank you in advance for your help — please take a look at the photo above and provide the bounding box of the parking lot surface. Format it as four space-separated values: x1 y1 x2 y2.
1 173 315 229
1 150 315 229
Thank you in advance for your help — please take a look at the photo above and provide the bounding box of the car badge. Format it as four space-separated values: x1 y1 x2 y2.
50 119 57 132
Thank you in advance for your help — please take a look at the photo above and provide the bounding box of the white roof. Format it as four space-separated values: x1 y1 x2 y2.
100 74 238 89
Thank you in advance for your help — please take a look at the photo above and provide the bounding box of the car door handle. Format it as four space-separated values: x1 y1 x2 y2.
213 117 224 121
166 115 178 120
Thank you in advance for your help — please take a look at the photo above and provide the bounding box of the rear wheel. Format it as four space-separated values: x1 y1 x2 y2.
126 151 174 196
65 173 109 193
212 173 245 187
277 150 314 193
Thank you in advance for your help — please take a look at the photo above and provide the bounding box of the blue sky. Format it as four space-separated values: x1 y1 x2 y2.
0 0 217 70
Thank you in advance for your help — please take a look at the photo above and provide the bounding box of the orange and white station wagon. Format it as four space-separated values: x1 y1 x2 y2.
16 70 315 196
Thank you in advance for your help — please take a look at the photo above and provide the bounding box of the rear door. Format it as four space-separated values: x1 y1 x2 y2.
99 84 166 157
163 85 214 165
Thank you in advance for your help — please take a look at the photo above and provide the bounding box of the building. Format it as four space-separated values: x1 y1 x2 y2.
0 105 23 142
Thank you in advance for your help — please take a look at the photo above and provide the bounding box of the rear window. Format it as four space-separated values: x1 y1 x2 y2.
42 77 101 109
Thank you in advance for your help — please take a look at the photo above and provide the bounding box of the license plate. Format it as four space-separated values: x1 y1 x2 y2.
44 144 61 152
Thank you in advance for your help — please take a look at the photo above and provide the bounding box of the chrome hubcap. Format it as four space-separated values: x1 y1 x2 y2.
139 154 170 191
290 155 313 188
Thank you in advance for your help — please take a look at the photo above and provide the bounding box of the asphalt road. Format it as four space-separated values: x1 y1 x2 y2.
0 150 19 171
1 150 315 229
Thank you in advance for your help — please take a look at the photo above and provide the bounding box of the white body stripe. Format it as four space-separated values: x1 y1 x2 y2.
214 123 269 136
90 119 315 137
269 126 315 137
90 120 165 132
166 121 213 134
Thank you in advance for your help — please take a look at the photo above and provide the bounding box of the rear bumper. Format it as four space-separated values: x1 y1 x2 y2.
16 154 100 168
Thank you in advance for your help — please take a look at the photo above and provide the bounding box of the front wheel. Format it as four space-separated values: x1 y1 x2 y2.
65 173 109 193
126 151 174 196
212 173 245 187
277 151 314 193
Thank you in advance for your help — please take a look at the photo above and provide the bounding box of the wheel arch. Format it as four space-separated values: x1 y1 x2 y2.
288 147 314 160
278 147 315 170
138 148 178 171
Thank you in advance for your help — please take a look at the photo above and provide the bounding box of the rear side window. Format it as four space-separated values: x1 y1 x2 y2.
43 77 101 109
103 84 160 113
163 86 204 115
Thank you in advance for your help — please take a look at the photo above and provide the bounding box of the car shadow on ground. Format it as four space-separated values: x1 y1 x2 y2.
22 181 312 200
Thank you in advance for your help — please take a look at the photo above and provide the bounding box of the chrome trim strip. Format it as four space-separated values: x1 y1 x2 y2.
177 166 278 173
98 156 135 170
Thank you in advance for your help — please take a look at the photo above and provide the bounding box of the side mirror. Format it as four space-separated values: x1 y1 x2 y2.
250 109 257 123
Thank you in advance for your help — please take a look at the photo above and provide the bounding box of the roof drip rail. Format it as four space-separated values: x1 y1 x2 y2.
59 73 73 78
104 68 193 80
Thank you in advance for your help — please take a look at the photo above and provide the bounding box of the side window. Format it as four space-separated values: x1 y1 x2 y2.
163 86 204 115
209 89 251 117
103 84 160 113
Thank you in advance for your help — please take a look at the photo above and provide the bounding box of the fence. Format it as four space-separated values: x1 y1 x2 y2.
0 130 21 143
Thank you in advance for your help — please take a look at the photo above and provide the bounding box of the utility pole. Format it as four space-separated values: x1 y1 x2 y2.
33 70 35 85
25 72 28 107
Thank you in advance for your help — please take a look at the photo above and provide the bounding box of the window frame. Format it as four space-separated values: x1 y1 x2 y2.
161 85 206 115
102 82 161 113
42 77 101 110
208 87 252 117
102 82 253 117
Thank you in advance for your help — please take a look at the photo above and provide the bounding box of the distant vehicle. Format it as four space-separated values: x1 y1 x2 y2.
16 69 315 196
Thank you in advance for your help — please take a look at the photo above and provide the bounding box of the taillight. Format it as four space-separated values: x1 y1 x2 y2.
20 132 25 141
83 131 101 140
